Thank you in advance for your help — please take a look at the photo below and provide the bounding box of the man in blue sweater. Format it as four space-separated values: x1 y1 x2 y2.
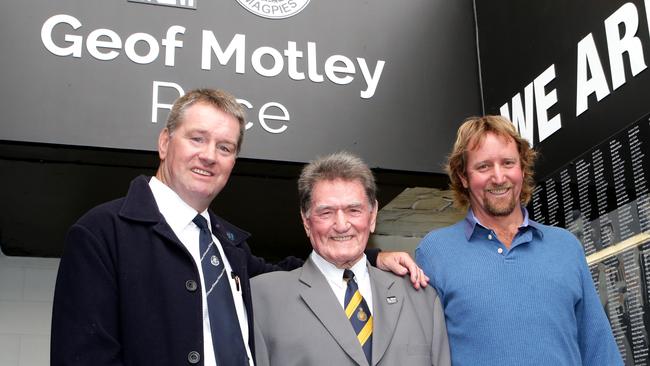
415 115 622 365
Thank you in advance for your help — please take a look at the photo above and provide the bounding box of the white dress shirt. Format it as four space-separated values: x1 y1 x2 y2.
149 177 254 366
310 251 374 313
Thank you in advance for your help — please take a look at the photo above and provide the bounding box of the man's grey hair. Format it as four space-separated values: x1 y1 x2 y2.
298 151 377 215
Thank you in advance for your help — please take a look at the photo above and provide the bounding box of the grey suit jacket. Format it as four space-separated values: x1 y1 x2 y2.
251 257 450 366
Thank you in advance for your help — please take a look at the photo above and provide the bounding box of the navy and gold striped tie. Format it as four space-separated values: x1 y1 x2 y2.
343 269 372 364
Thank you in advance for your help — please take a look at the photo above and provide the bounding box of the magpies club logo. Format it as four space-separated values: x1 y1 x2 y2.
236 0 310 19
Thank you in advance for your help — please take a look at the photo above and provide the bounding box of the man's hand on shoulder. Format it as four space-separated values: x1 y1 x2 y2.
376 251 429 289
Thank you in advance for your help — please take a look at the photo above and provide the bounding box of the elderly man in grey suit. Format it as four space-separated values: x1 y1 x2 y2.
251 151 450 366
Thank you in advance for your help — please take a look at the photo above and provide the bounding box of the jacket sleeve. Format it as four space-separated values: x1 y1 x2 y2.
431 290 451 366
51 223 124 366
252 315 271 366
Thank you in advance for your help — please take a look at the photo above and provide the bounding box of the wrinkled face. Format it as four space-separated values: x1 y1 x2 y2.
302 179 377 269
460 132 523 220
157 102 240 212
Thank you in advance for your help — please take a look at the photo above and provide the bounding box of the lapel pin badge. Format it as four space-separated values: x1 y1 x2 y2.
386 296 397 304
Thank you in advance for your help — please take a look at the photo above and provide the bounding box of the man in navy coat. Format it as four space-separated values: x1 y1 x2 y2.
50 88 426 366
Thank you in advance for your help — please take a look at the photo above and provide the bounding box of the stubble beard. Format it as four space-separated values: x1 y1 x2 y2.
483 189 518 217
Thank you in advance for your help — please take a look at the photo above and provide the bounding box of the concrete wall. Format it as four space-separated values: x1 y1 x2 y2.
0 250 58 366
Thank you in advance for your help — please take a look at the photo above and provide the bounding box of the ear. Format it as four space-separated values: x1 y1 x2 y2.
369 200 378 233
459 172 469 189
158 128 171 161
300 211 311 237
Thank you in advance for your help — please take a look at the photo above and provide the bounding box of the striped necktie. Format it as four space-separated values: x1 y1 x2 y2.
193 214 248 365
343 269 373 364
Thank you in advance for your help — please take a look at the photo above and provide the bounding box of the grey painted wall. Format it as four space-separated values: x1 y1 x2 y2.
1 0 480 173
1 0 481 257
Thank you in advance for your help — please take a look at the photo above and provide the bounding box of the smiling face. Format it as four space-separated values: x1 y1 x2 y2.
460 132 524 222
156 102 240 212
302 178 377 269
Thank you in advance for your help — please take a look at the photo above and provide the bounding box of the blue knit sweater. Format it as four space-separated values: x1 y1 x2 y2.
415 209 622 366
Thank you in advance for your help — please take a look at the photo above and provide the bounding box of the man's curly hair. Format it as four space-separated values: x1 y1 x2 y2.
446 115 538 209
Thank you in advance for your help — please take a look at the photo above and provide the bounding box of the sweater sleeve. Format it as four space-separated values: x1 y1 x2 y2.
574 244 624 366
415 234 441 298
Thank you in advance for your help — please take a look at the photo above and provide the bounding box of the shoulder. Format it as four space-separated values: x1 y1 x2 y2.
401 275 440 305
420 221 465 247
73 175 158 231
370 267 440 303
530 220 584 254
416 221 465 263
251 268 300 289
209 212 251 242
370 268 442 327
530 220 581 243
251 268 302 306
67 177 161 244
59 198 130 275
74 197 127 231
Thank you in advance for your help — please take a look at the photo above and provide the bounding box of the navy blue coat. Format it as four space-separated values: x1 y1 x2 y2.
50 176 304 365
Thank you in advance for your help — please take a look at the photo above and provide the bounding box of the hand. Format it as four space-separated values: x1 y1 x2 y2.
376 251 429 289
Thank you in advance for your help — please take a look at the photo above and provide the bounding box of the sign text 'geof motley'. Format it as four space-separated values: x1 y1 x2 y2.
40 13 386 131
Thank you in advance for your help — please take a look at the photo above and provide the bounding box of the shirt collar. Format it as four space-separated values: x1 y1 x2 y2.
149 176 207 234
310 250 368 290
463 206 543 240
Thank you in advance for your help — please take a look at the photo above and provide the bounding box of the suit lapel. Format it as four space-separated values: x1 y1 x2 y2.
299 259 369 366
369 266 404 365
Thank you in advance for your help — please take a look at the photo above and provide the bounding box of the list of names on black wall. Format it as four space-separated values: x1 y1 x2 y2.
630 123 650 233
530 115 649 244
576 157 597 255
529 114 650 365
